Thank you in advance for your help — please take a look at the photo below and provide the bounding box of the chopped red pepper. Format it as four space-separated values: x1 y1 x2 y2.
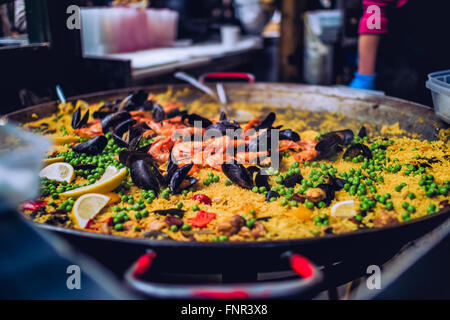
85 219 99 230
188 210 216 228
23 200 47 211
192 194 212 205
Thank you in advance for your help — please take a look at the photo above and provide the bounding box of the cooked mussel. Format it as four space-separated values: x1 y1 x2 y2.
152 104 165 122
256 112 276 130
279 129 300 142
72 135 107 155
282 173 303 188
206 120 241 135
71 107 90 129
182 113 213 128
74 163 97 171
266 190 280 202
221 163 254 189
130 159 160 193
343 143 372 160
308 184 335 206
101 111 131 133
113 118 137 137
315 133 341 159
169 163 198 194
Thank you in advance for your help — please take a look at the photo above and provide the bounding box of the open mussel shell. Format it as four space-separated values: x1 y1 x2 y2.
343 143 373 160
256 112 276 130
206 120 241 135
93 101 118 119
101 111 131 133
130 159 160 193
152 104 165 122
182 113 213 128
169 163 198 194
279 129 300 142
72 135 107 155
266 190 280 202
315 133 341 159
221 163 254 189
114 118 137 137
316 184 335 206
282 173 303 188
71 107 89 129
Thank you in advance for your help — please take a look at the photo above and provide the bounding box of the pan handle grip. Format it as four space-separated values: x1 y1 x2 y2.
124 250 323 299
199 72 255 84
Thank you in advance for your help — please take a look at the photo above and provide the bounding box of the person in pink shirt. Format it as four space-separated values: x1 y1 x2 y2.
350 0 408 89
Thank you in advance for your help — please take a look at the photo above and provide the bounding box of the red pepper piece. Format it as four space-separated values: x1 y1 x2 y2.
23 200 48 211
133 251 156 278
192 194 212 205
188 210 216 228
85 219 99 230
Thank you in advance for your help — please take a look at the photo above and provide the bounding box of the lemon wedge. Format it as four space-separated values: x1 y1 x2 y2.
331 200 357 218
50 136 80 145
72 193 110 228
43 156 65 166
60 166 126 199
39 162 74 183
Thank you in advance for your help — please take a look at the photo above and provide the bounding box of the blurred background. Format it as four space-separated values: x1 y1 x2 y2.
0 0 448 113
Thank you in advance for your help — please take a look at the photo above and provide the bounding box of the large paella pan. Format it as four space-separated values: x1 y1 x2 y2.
5 83 450 276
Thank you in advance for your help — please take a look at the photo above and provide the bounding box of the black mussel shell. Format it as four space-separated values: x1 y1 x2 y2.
279 129 300 142
71 108 90 129
101 111 131 133
255 171 270 189
316 184 335 206
130 159 160 193
131 90 147 107
222 163 254 189
93 102 116 119
256 112 276 130
114 118 137 137
343 143 372 160
72 136 107 155
152 104 165 122
138 99 153 111
166 108 180 118
219 111 227 121
152 208 186 217
266 190 280 202
166 152 178 181
182 113 213 128
282 173 303 188
169 163 196 194
333 177 347 191
74 163 97 170
206 120 241 135
358 126 367 138
315 133 341 159
320 130 354 146
142 230 172 240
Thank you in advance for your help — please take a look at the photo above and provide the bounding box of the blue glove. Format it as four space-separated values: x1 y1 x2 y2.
349 72 377 90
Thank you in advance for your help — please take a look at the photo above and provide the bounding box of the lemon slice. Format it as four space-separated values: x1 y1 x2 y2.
98 165 118 182
331 200 357 218
50 136 80 145
60 166 126 198
43 156 65 166
72 193 110 228
39 162 74 183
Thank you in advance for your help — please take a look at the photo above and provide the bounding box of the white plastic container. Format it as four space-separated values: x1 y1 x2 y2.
426 70 450 124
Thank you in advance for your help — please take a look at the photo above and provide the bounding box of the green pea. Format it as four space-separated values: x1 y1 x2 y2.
289 200 298 207
305 200 314 209
281 199 288 206
219 235 228 242
181 224 191 231
114 223 123 231
170 225 178 232
192 205 199 211
177 202 183 209
225 179 232 186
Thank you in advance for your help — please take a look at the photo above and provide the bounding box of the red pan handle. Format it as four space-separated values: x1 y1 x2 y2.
199 72 255 84
124 250 323 299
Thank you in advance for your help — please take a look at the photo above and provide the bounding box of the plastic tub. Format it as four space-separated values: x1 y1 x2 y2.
426 70 450 123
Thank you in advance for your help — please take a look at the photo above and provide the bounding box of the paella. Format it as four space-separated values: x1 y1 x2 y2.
19 88 450 242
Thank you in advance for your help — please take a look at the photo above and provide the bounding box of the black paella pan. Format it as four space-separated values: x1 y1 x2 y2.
5 83 450 294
